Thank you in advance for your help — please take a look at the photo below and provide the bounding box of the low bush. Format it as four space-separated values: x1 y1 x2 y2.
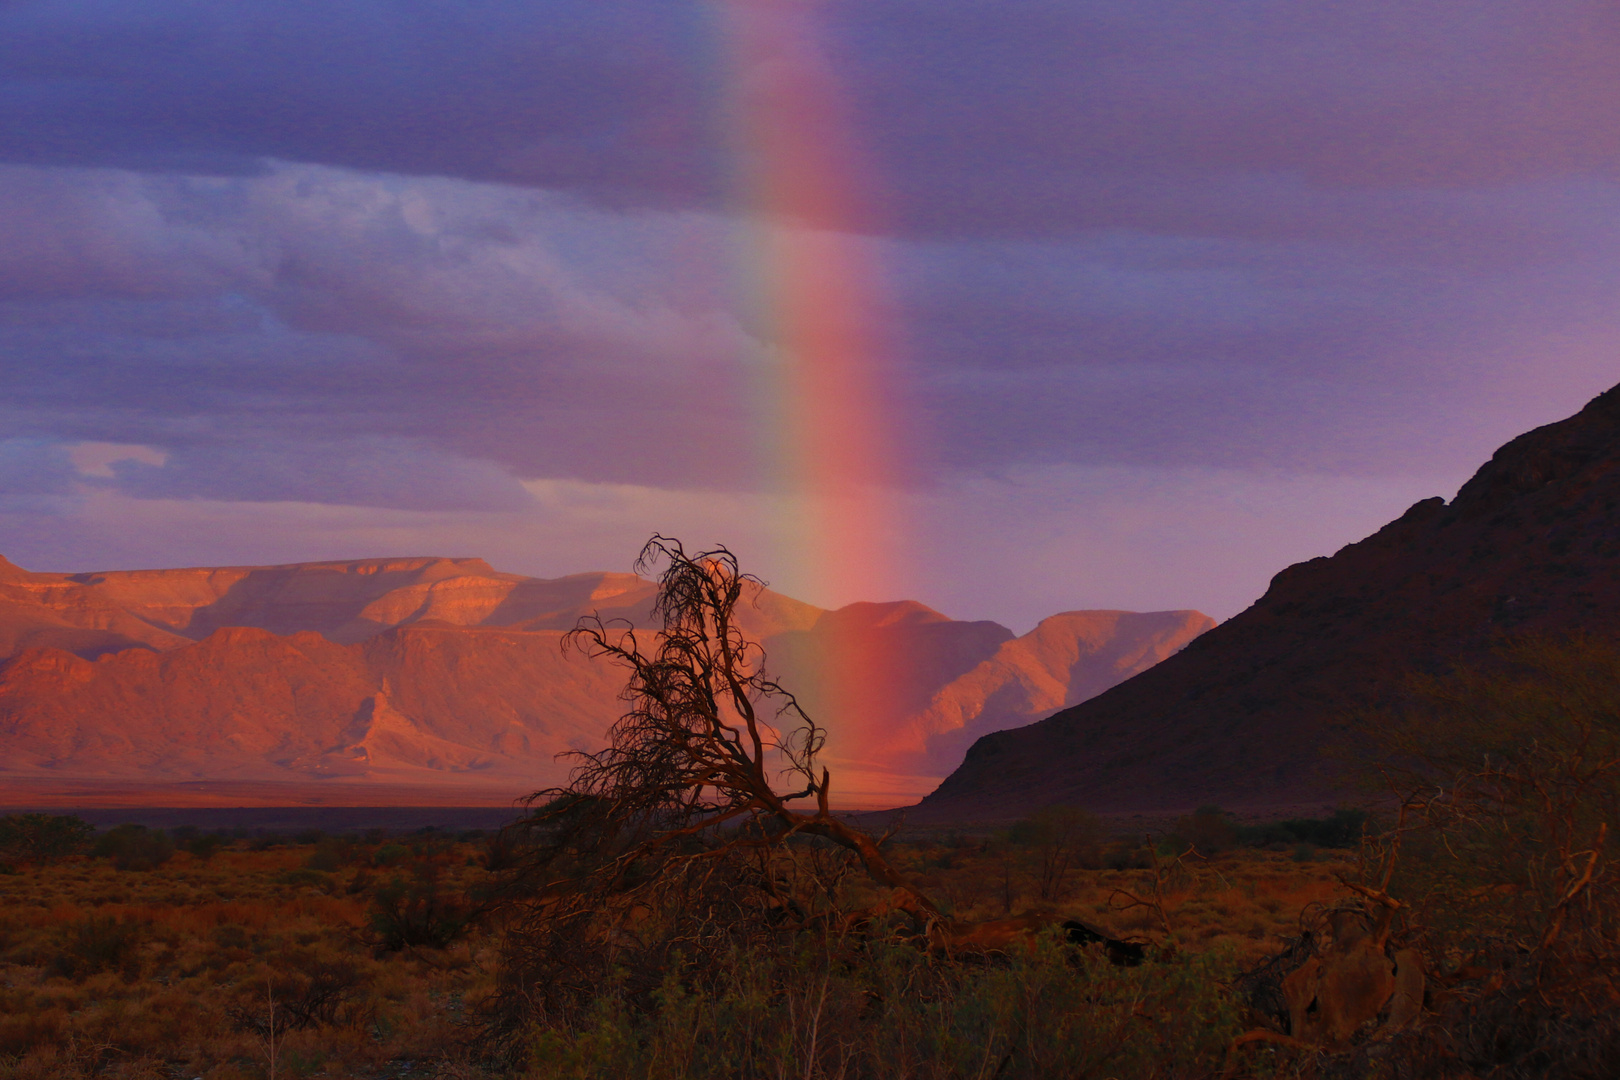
372 842 409 867
304 838 354 872
1172 806 1238 854
90 823 174 871
368 865 473 951
48 915 144 981
276 868 332 888
1008 805 1107 900
0 829 1353 1078
228 957 368 1035
1237 807 1370 849
170 824 230 860
0 813 93 869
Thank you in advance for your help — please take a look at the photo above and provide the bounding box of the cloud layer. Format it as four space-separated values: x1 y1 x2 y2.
1 2 1617 624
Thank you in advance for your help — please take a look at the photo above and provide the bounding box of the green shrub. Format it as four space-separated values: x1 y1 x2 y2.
305 840 345 872
1009 805 1106 899
1103 838 1152 870
372 843 409 867
1342 634 1620 1078
1237 808 1370 849
0 813 94 868
1171 806 1236 855
91 823 174 871
187 832 228 860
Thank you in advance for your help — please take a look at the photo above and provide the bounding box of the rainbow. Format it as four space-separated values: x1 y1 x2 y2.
712 2 928 807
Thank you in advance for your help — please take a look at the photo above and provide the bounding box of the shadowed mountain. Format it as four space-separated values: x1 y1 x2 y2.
0 556 1210 807
918 382 1620 821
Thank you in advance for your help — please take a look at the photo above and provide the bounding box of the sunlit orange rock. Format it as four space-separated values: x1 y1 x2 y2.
0 556 1209 808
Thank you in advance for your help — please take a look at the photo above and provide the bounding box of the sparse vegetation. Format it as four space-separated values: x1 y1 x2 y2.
0 814 94 871
0 829 495 1079
477 538 1387 1077
0 827 1352 1078
5 582 1616 1077
1337 633 1620 1078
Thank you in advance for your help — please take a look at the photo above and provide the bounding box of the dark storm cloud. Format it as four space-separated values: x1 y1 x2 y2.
0 1 720 207
840 1 1620 235
4 2 1619 241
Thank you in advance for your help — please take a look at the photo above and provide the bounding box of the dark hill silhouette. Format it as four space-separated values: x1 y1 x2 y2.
918 382 1620 820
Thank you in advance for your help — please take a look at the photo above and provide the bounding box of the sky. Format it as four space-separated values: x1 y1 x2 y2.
1 0 1618 631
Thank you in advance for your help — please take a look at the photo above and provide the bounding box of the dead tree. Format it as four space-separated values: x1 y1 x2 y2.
488 538 956 1035
541 536 938 917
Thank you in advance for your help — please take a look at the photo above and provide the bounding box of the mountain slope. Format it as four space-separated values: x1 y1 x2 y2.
919 383 1620 819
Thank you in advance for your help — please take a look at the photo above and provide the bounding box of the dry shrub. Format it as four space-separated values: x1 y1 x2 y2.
511 926 1244 1080
0 815 93 870
0 1011 64 1058
0 840 498 1080
488 837 812 1042
1230 633 1620 1078
1009 805 1106 900
1357 637 1620 1078
368 863 476 951
227 957 370 1035
47 915 144 981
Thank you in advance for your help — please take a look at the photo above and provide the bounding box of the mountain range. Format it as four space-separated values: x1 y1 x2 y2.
0 554 1211 807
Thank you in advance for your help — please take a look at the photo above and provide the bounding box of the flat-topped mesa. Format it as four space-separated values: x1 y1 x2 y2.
0 555 35 582
67 556 519 641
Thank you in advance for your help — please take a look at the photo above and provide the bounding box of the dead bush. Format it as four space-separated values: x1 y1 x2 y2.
368 863 474 951
1010 805 1106 900
228 958 369 1035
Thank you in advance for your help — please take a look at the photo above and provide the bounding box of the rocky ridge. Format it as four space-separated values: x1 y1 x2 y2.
919 382 1620 819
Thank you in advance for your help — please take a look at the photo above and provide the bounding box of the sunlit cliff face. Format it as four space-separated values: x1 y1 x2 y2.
0 555 1209 808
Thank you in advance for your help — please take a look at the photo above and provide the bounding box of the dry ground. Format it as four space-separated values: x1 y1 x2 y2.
0 833 1353 1078
889 835 1355 962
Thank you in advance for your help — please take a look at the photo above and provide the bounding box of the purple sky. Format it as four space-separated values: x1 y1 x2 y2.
2 1 1618 630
